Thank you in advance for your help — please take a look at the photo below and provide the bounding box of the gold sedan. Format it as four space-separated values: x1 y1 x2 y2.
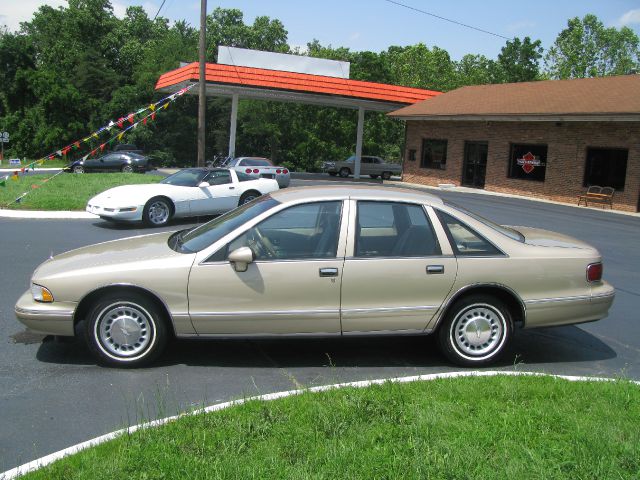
15 186 615 367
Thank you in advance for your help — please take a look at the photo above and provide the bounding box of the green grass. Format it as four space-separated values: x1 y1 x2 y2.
0 173 160 210
20 376 640 479
0 158 69 169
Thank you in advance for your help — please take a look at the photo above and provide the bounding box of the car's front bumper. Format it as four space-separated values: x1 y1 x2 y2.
15 290 77 336
86 203 144 221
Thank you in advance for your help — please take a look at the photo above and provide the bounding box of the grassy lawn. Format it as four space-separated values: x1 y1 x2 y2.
20 375 640 479
0 173 160 210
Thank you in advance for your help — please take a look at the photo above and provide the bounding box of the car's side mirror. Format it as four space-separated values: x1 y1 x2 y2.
228 247 254 272
198 181 210 188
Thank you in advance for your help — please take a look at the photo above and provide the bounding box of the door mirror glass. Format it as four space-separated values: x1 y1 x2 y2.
198 181 210 188
228 246 254 272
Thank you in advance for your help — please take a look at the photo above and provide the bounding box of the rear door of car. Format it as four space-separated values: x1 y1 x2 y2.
340 200 457 333
188 200 348 334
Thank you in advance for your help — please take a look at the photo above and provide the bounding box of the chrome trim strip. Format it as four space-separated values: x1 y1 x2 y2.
525 295 591 305
344 255 456 261
15 307 74 318
177 332 341 339
190 309 340 318
341 305 438 314
592 291 616 300
342 328 432 337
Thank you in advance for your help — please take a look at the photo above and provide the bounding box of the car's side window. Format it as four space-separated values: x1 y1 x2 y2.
355 201 441 257
224 201 342 261
205 170 232 185
235 171 254 182
436 211 502 256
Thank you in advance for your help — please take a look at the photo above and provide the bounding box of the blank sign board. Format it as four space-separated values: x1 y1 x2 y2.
218 46 350 79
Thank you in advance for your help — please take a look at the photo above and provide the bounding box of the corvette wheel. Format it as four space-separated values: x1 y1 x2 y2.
73 165 84 174
239 191 260 206
143 197 172 227
121 164 134 173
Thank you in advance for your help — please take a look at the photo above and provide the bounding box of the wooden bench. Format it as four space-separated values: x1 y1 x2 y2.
577 186 615 209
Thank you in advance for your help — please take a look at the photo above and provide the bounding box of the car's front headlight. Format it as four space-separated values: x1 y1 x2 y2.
31 283 54 303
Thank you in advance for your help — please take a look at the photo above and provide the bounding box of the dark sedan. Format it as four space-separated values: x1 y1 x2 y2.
65 152 154 174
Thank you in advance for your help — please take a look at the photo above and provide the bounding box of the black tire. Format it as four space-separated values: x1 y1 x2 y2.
339 167 351 178
143 197 172 227
84 293 168 367
369 174 379 179
73 165 84 174
121 164 134 173
437 294 512 367
328 172 337 177
239 190 261 206
381 171 392 180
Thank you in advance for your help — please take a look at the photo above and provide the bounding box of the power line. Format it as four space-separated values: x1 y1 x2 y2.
153 0 167 20
383 0 511 41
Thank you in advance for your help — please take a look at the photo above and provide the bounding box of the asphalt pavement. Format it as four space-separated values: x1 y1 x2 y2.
1 175 639 471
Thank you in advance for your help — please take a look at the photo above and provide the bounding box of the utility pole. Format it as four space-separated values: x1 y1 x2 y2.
197 0 207 167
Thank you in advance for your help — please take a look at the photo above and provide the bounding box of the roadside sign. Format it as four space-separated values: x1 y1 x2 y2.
9 158 21 166
0 132 9 143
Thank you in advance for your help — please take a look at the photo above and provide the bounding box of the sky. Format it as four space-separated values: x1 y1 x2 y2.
2 0 640 60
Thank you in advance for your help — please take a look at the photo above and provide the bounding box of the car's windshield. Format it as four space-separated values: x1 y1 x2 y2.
173 195 280 253
160 169 207 187
444 201 525 242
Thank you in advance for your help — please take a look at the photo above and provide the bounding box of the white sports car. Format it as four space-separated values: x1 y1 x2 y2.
86 168 280 226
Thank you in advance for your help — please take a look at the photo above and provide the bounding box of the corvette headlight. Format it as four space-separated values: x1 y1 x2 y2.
31 283 54 303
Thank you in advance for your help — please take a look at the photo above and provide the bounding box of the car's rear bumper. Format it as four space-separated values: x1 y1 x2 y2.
15 290 76 336
523 281 615 328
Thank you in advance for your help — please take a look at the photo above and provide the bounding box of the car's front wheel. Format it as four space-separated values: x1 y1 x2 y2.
339 167 351 178
143 197 172 227
437 294 512 367
73 165 84 174
85 293 168 367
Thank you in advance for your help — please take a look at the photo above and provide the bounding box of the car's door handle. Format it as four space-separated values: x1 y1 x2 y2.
229 186 235 190
426 265 445 274
319 268 339 277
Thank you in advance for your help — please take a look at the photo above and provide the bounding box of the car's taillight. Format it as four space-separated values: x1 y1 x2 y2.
283 169 289 174
276 169 282 174
587 263 603 282
253 169 259 174
245 168 252 174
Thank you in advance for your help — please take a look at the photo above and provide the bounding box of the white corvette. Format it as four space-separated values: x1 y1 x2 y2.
86 168 280 226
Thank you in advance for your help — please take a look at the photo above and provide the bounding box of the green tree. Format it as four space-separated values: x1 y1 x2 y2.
496 36 543 82
545 14 640 78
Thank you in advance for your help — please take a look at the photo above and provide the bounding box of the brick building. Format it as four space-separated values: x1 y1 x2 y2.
390 75 640 212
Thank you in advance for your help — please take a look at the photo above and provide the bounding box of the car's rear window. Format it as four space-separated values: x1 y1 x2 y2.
240 158 272 166
443 201 525 243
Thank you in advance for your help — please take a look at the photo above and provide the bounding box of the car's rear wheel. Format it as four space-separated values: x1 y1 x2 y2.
85 293 168 367
73 165 84 174
239 190 261 206
121 164 134 173
382 171 392 180
437 294 512 367
143 197 172 227
339 167 351 178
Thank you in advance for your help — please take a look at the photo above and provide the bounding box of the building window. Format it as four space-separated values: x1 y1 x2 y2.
508 144 547 182
408 149 416 161
421 139 447 169
584 148 628 191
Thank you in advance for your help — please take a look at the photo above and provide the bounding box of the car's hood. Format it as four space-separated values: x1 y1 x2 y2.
32 231 187 281
88 183 172 206
512 226 596 250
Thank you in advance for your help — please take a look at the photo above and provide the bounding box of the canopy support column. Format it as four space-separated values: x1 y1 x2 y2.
354 106 365 179
228 93 239 159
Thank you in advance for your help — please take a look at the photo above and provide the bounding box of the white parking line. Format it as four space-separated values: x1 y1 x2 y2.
1 370 637 479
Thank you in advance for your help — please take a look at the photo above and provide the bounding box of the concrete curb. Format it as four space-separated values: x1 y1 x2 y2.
1 370 637 479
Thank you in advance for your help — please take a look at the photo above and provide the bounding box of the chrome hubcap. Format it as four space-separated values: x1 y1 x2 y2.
98 304 152 358
242 195 257 204
148 201 169 224
123 165 133 173
452 305 504 357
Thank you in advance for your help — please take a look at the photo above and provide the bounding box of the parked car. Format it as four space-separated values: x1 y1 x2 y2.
323 155 402 179
224 156 290 188
86 168 279 226
64 151 153 174
16 185 614 367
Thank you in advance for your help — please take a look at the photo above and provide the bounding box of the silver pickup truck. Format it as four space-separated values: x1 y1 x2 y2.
323 155 402 179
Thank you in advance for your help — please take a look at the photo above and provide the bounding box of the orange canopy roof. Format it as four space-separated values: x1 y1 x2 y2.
156 62 440 110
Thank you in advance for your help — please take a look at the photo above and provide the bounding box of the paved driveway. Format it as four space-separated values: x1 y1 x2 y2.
1 177 638 471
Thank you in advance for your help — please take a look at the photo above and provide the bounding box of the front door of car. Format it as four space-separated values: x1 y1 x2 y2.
188 200 346 334
340 201 457 333
189 170 238 215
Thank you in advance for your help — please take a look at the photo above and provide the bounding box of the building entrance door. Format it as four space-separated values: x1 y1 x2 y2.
462 142 488 188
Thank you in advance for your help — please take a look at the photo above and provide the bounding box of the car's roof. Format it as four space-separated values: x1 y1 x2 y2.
269 185 444 206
